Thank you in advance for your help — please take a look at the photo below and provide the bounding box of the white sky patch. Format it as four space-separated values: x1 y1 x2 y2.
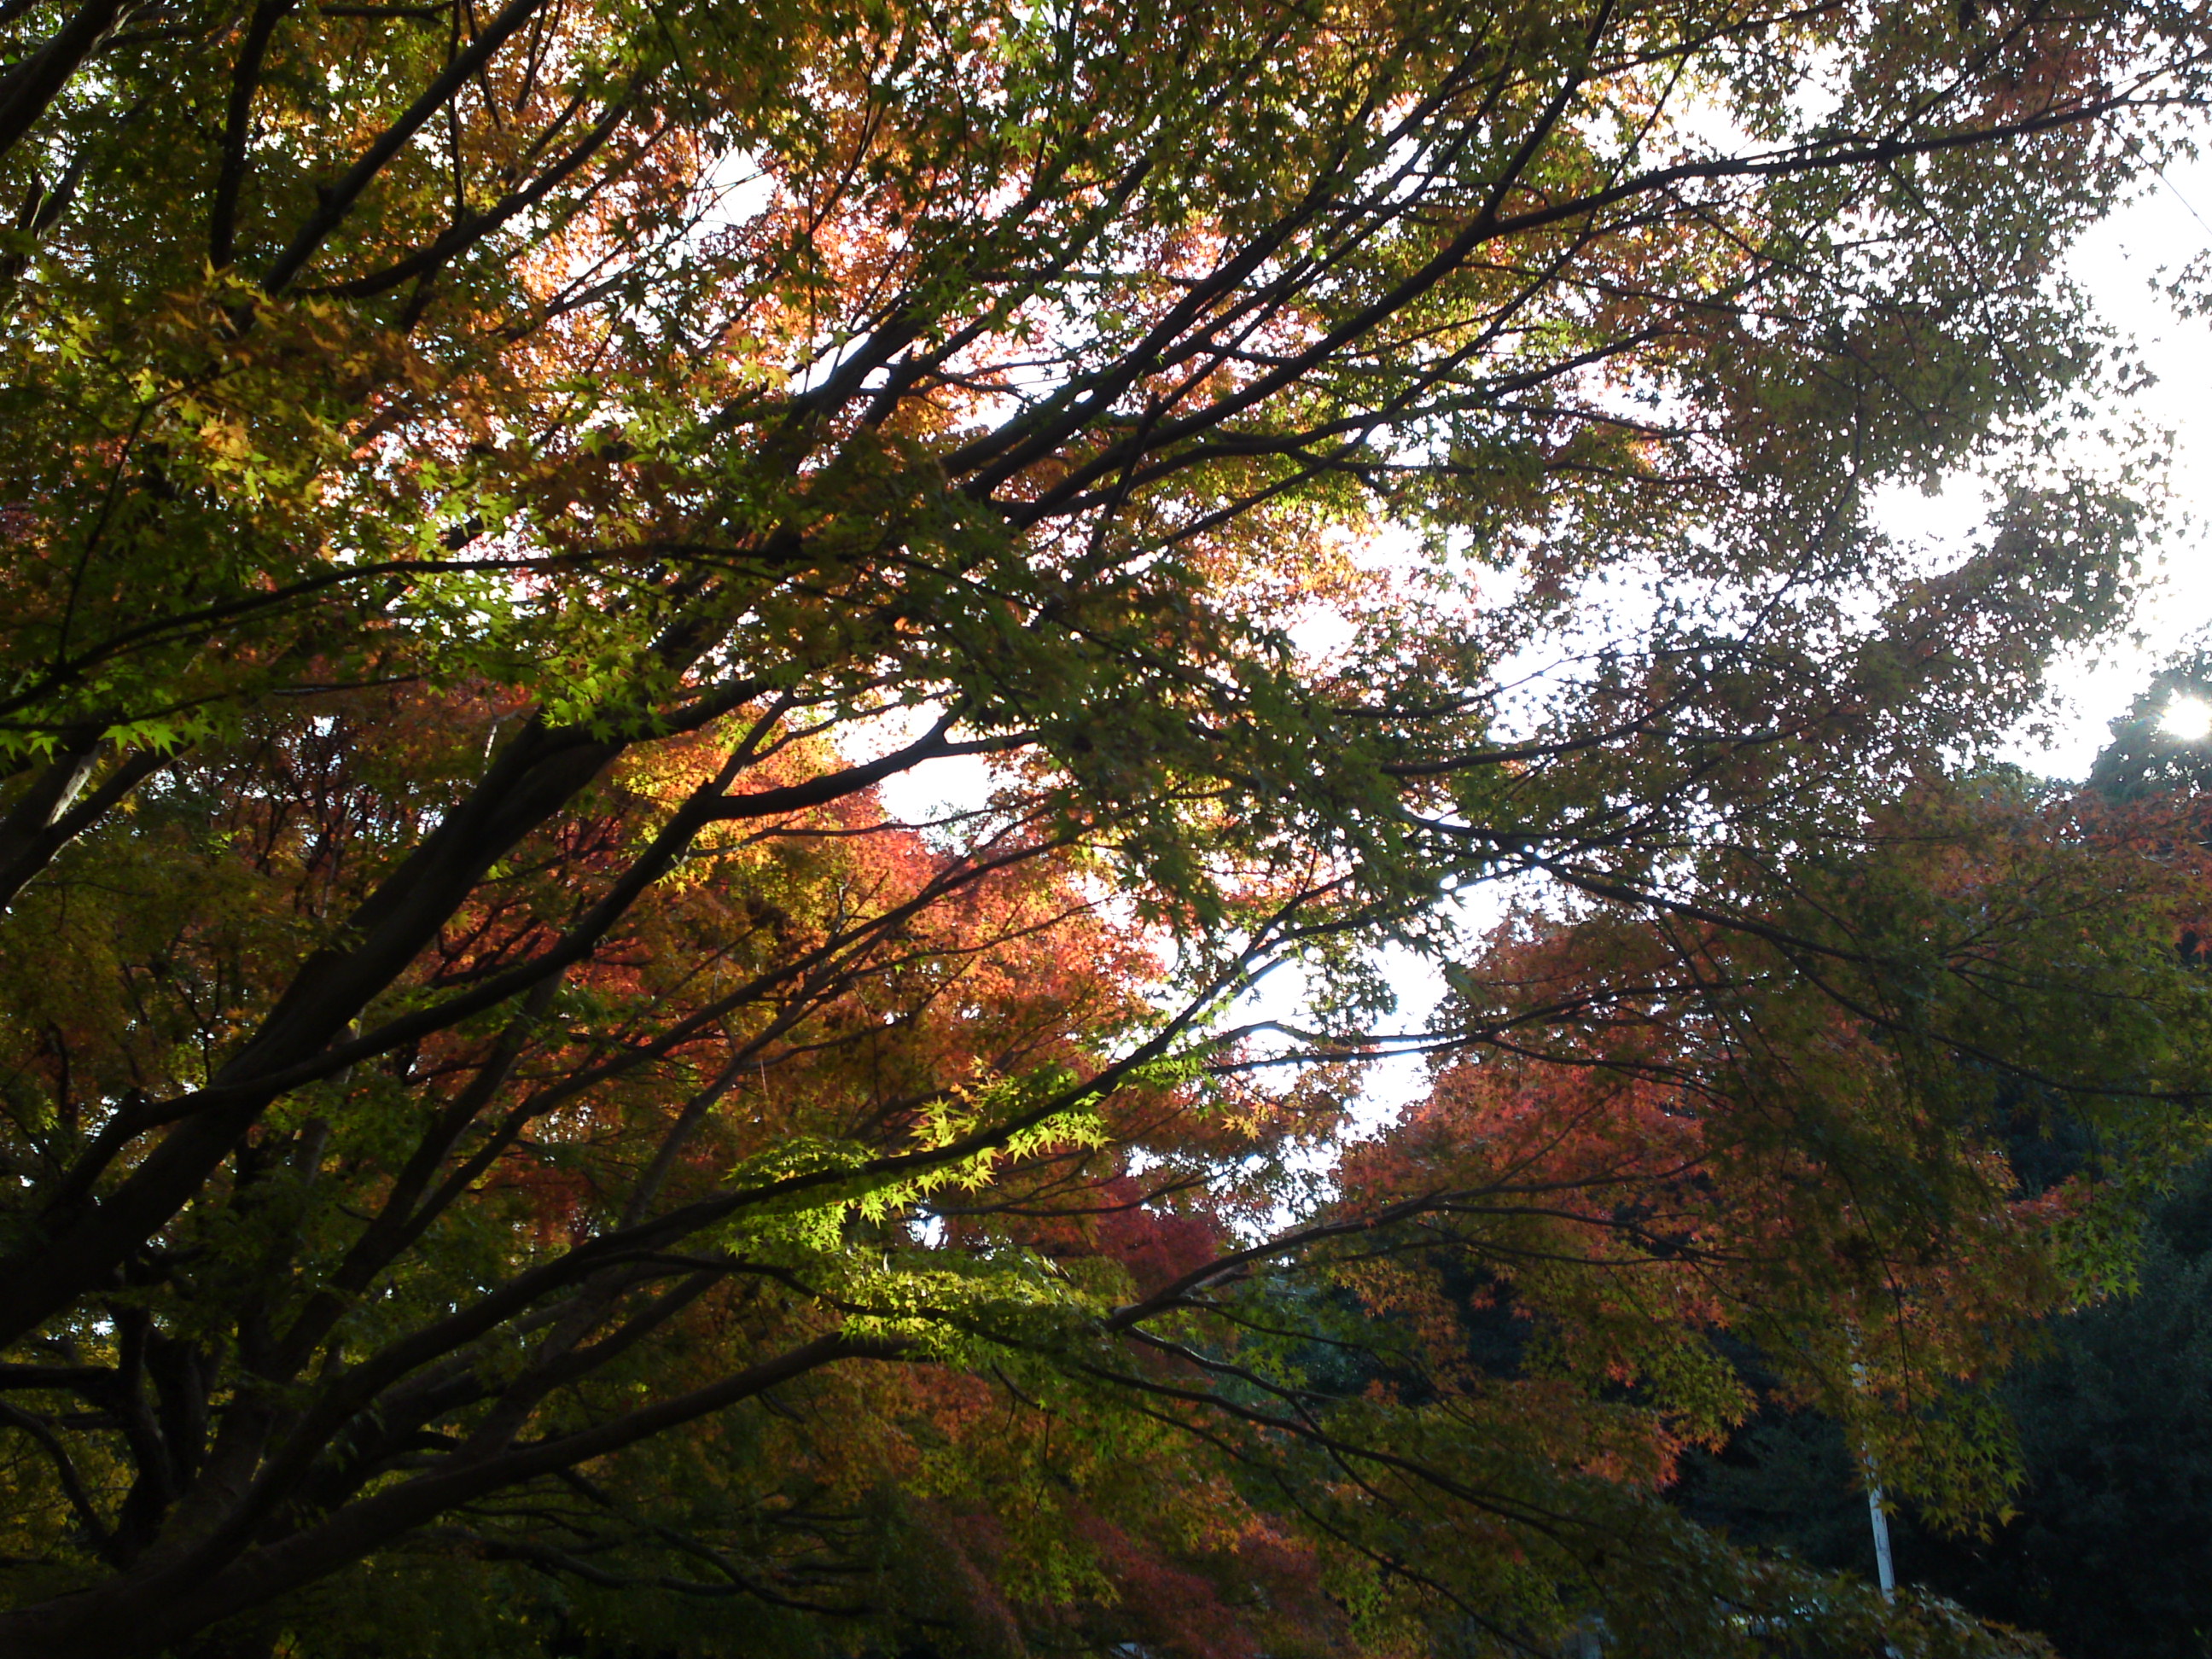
830 696 1006 829
1862 473 1994 550
871 746 1001 825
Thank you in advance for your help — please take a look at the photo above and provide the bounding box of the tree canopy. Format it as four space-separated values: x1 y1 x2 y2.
2 0 2210 1653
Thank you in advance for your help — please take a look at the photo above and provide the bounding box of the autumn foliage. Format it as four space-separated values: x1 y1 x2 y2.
2 0 2211 1652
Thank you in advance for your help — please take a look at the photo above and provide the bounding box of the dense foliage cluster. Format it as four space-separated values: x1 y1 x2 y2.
1682 1156 2212 1659
2 0 2210 1652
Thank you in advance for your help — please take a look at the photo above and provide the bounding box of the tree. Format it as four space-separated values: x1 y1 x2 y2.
1 0 2209 1650
1684 1159 2212 1659
1672 678 2212 1659
1342 765 2212 1624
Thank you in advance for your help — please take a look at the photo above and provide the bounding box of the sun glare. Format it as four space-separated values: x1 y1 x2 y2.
2159 694 2212 742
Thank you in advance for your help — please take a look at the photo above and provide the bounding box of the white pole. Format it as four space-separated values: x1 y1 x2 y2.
1865 1476 1896 1600
1848 1348 1903 1657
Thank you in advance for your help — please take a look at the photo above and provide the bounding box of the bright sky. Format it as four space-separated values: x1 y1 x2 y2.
2165 693 2212 741
1968 145 2212 777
